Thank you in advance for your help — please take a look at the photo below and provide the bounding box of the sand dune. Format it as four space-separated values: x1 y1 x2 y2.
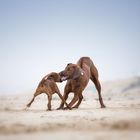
0 77 140 140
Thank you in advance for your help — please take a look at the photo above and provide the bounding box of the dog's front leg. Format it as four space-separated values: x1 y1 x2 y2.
64 93 79 109
57 91 70 110
72 93 83 109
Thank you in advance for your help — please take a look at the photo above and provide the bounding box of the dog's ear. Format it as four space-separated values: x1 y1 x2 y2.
67 63 72 66
72 67 81 79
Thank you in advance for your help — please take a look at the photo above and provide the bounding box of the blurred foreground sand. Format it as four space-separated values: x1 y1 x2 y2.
0 77 140 140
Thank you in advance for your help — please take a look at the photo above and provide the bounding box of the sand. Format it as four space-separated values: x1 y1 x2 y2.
0 77 140 140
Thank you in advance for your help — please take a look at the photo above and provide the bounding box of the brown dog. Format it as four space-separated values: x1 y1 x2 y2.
26 72 71 111
57 57 106 109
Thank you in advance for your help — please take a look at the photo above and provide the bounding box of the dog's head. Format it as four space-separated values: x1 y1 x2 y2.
59 63 83 81
45 72 62 82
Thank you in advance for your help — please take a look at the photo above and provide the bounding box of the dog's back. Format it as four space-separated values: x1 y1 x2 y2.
77 57 94 68
37 72 61 94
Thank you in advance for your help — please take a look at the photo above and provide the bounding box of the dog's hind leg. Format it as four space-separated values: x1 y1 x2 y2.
47 94 52 111
90 76 106 108
26 91 41 108
90 65 106 108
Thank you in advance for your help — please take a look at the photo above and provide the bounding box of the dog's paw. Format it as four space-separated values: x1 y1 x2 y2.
72 106 78 109
63 107 70 110
101 105 106 108
23 107 28 111
67 106 72 110
68 107 72 110
47 109 51 111
56 107 63 110
26 104 31 108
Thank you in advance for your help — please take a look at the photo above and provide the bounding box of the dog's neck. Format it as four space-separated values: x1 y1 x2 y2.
73 69 84 81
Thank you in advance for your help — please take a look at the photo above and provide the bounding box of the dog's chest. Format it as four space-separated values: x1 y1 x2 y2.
70 75 89 91
70 80 82 90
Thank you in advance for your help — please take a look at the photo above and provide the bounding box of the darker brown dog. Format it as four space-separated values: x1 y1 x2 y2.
57 57 106 109
26 72 71 111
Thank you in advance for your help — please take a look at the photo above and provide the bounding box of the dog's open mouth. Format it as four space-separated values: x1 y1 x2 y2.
61 76 68 81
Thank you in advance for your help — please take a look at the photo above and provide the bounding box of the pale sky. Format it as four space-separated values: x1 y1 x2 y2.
0 0 140 94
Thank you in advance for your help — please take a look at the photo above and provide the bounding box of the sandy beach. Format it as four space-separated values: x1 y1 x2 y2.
0 77 140 140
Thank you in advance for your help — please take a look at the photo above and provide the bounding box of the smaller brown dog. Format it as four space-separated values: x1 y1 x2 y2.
26 72 71 111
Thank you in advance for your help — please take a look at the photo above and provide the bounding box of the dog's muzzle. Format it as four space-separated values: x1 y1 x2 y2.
61 76 68 81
